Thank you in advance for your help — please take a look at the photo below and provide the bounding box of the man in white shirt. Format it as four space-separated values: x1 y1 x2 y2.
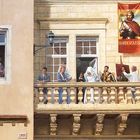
122 66 140 102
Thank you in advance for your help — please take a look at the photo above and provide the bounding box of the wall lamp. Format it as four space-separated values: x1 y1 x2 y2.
34 31 55 55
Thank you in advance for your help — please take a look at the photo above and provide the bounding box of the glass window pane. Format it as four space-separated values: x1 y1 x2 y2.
83 42 89 46
76 47 82 54
84 47 89 54
0 34 5 43
90 41 96 46
61 58 66 64
60 48 66 55
54 43 59 47
54 66 59 73
0 46 5 77
47 66 53 73
76 42 82 47
54 48 59 54
54 58 59 64
90 47 96 54
61 42 66 47
46 57 53 65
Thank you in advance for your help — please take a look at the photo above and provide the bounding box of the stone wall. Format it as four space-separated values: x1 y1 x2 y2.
34 0 140 80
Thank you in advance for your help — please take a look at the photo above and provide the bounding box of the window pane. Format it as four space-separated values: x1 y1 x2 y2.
76 47 82 54
0 33 5 43
54 58 59 64
61 58 66 64
90 41 96 46
0 46 5 77
76 42 82 47
46 57 53 65
60 48 66 55
83 42 89 46
76 36 97 55
90 47 96 54
61 42 66 47
54 43 59 47
54 48 59 54
84 47 89 54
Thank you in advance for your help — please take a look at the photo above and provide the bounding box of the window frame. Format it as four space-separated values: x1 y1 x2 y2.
76 36 98 57
0 25 11 84
46 36 68 82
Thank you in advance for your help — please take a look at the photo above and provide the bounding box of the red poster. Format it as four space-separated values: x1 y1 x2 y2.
118 3 140 53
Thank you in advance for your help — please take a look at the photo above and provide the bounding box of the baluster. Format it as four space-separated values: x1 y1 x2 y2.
38 87 44 104
102 87 108 103
34 88 39 108
118 87 125 104
70 87 76 104
94 87 99 104
86 87 91 104
47 88 52 104
126 87 132 104
54 88 59 104
78 87 83 104
109 87 116 104
62 87 67 104
135 87 140 103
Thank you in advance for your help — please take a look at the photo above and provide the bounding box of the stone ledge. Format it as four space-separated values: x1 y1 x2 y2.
35 134 140 139
0 115 28 126
35 104 140 114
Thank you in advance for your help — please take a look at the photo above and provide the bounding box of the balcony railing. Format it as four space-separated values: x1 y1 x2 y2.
34 82 140 137
34 82 140 112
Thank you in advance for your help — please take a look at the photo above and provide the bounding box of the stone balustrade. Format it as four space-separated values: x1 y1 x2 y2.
34 82 140 106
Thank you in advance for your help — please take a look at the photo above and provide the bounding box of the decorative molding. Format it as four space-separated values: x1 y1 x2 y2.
36 18 108 30
38 18 108 24
35 0 140 5
50 114 57 135
0 115 28 126
95 114 105 135
117 114 129 135
72 114 81 135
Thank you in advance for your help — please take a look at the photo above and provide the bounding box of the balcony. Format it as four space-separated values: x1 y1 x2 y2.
34 82 140 139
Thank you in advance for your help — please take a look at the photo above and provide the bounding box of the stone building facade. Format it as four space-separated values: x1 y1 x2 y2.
0 0 140 140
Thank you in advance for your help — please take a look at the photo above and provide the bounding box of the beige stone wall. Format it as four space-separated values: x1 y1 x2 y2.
0 0 33 140
35 0 140 80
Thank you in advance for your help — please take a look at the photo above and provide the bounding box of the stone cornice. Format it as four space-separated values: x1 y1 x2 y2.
37 18 108 24
35 0 140 5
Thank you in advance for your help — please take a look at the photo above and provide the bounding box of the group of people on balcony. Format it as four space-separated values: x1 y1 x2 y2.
36 64 140 104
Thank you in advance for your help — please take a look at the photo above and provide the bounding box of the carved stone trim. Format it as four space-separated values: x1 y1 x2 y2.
0 115 28 126
95 114 105 135
72 114 81 135
50 114 57 135
117 114 129 135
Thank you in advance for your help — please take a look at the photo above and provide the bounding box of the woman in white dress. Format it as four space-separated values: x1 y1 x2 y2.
84 66 99 103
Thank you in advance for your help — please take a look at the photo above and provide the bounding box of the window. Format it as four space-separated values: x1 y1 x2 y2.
0 26 11 84
46 36 68 82
0 31 6 77
76 36 98 79
76 36 98 56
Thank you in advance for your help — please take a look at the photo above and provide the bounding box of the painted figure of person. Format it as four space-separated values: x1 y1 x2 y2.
57 64 72 104
122 66 140 103
120 11 140 39
37 67 50 103
84 66 99 104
